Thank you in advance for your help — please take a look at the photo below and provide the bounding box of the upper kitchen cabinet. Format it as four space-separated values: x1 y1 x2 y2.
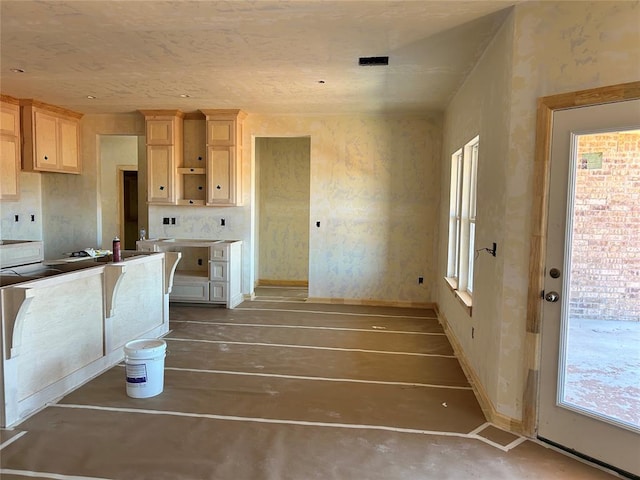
201 109 247 206
140 110 184 205
0 95 21 201
21 99 83 174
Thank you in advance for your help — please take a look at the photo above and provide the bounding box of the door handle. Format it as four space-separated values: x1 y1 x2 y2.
545 291 560 303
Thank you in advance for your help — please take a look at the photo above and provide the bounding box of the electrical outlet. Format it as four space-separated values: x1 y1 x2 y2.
171 217 176 225
418 276 424 284
162 217 170 225
220 218 226 227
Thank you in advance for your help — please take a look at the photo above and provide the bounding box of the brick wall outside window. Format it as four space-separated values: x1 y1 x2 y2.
569 130 640 322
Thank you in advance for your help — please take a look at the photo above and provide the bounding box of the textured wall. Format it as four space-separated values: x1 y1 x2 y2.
0 171 42 241
247 114 442 303
438 10 514 417
438 0 640 422
256 137 310 283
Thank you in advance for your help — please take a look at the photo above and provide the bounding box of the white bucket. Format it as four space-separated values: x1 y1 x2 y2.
124 339 167 398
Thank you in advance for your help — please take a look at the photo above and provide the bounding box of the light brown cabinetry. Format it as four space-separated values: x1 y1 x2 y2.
140 110 184 205
141 109 246 207
0 96 21 200
21 100 82 174
202 109 246 206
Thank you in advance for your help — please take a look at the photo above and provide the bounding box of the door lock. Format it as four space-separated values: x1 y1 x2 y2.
545 291 560 303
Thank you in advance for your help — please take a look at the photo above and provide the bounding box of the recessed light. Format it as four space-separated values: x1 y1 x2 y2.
10 68 25 73
179 94 190 98
87 95 96 99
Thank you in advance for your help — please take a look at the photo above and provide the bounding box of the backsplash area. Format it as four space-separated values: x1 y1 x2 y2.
0 172 43 241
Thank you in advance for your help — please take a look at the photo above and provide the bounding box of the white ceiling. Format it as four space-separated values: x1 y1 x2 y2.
0 1 517 115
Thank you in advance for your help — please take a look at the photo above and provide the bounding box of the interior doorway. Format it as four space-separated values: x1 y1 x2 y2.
99 134 146 251
120 169 139 250
255 137 311 289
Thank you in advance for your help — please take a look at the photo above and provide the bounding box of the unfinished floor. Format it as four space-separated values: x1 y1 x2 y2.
0 299 618 479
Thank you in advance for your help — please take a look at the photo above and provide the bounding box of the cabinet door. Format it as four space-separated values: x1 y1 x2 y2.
146 119 174 145
147 145 174 204
210 282 227 303
34 111 58 170
0 134 20 200
0 103 19 136
207 146 234 204
206 120 235 146
58 117 80 172
171 282 210 302
209 261 227 282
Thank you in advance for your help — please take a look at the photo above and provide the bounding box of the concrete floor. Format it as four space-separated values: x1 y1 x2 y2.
565 318 640 429
0 299 620 479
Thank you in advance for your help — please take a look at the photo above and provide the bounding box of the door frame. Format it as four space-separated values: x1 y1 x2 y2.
524 81 640 437
252 135 311 291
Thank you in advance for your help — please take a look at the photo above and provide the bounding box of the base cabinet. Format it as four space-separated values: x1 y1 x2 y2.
137 239 242 308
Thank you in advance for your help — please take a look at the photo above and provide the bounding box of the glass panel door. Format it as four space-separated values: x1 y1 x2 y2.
538 99 640 477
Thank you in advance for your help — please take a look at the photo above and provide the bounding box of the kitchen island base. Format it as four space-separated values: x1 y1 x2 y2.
0 251 180 427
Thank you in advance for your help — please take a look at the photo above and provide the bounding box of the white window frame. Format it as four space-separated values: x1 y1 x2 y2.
446 136 479 312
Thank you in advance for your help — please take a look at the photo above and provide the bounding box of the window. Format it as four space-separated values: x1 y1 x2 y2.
446 136 479 309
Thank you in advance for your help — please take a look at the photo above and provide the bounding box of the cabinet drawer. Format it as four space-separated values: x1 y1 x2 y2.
209 261 228 281
210 244 230 260
210 282 227 303
171 281 210 302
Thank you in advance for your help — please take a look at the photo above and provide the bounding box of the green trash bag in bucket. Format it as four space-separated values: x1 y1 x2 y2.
124 339 167 398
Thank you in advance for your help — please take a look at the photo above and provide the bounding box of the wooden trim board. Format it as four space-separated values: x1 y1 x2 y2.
257 279 309 287
436 306 524 435
308 297 437 310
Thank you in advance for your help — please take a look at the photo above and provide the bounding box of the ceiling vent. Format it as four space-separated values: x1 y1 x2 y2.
358 56 389 66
